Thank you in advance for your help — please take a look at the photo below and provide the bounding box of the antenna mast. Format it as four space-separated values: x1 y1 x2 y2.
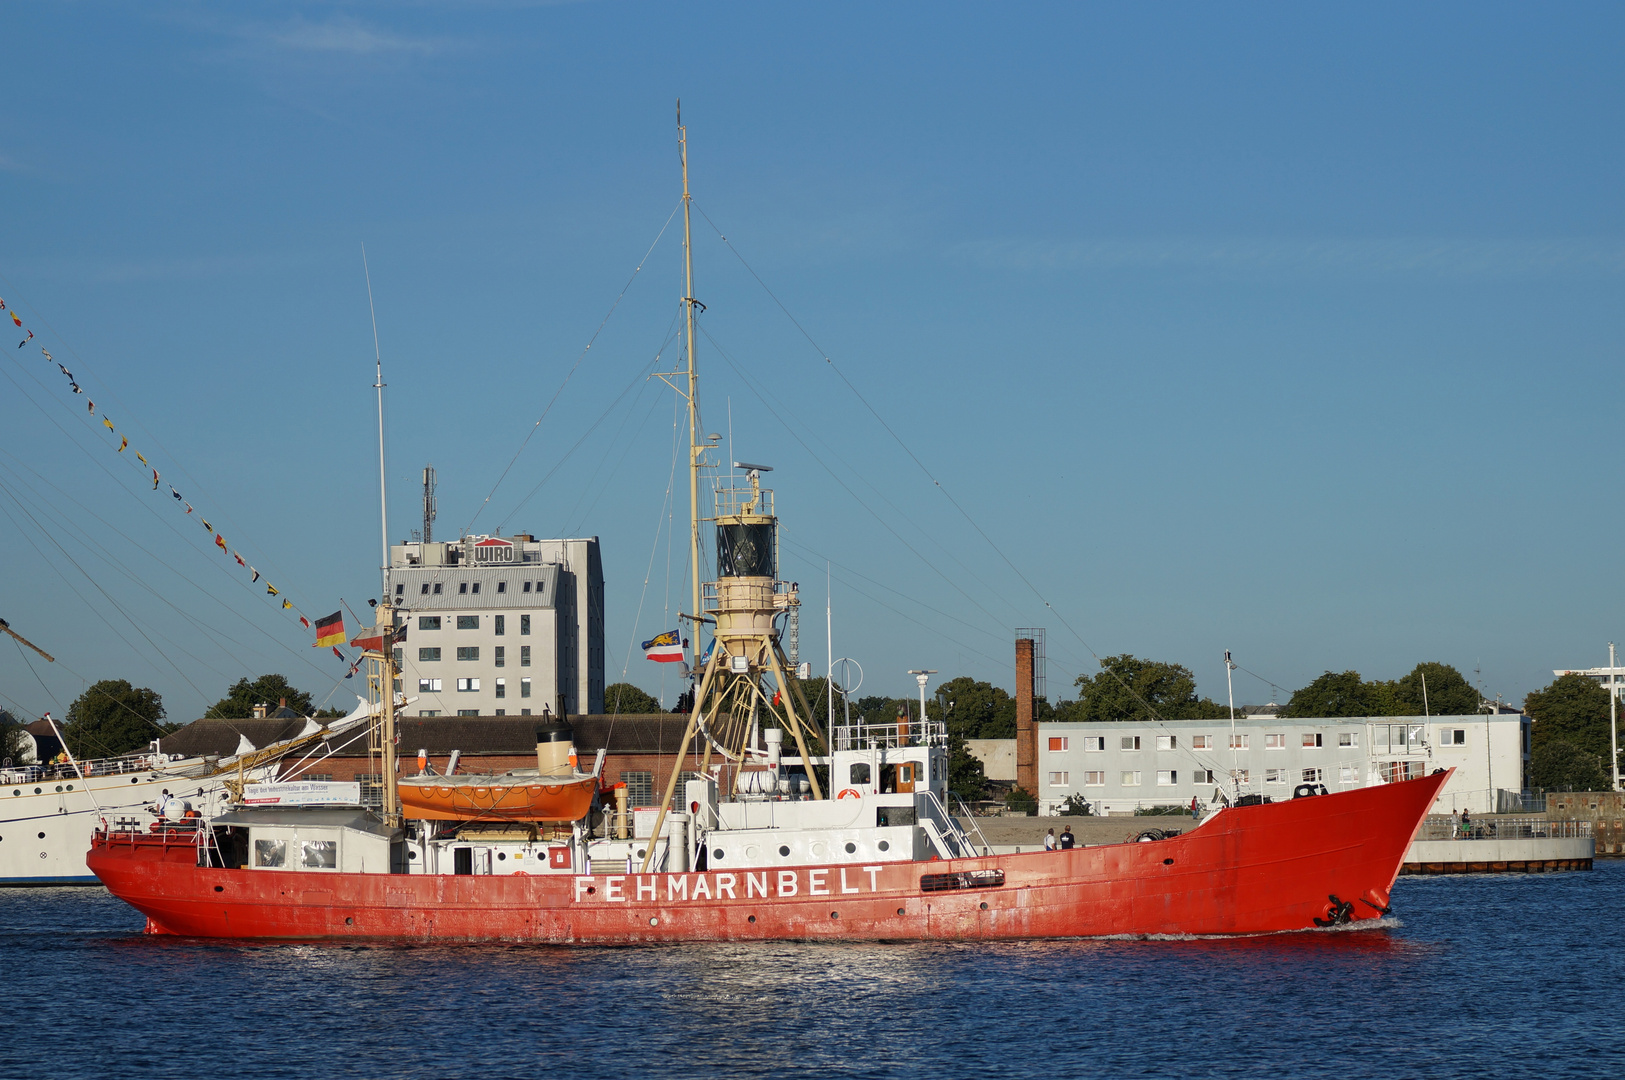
422 465 437 545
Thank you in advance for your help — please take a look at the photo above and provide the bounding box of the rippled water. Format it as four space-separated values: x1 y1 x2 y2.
5 864 1623 1079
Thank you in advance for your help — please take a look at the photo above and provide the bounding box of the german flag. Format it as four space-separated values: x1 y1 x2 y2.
314 611 346 648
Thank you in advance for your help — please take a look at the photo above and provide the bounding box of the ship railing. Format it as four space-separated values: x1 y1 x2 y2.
830 719 949 751
1414 816 1592 842
916 789 979 860
948 792 994 856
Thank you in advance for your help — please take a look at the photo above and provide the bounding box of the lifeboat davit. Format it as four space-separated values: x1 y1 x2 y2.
397 772 597 821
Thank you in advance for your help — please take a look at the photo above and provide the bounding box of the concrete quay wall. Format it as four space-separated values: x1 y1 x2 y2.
1402 836 1593 874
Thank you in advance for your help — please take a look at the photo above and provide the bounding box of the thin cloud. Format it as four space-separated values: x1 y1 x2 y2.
952 236 1625 278
254 14 444 55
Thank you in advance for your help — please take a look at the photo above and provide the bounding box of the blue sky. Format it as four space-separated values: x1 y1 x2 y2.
1 2 1622 725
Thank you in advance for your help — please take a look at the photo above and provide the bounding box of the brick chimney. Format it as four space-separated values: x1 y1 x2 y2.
1016 636 1037 795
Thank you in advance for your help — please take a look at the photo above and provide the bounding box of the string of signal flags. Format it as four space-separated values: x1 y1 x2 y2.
3 294 368 679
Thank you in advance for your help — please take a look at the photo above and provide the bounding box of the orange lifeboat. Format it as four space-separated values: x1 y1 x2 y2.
397 772 597 822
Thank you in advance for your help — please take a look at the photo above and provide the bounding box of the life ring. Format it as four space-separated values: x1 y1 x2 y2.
837 788 862 800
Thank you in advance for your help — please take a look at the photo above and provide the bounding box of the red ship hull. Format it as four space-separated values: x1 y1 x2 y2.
88 772 1447 941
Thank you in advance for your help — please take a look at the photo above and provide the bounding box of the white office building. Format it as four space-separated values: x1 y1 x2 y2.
1037 713 1530 816
386 534 604 718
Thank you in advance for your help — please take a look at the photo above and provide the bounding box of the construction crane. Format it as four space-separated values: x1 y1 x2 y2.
0 618 54 663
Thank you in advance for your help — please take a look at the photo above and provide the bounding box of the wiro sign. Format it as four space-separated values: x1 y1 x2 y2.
464 536 519 565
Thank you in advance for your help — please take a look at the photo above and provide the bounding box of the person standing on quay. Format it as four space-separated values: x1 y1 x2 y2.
1044 828 1057 851
1059 825 1075 850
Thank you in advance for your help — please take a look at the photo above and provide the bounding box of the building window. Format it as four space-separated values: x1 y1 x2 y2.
1339 732 1357 747
418 648 441 662
1302 733 1323 748
419 616 441 630
1192 735 1213 750
433 583 442 594
1120 736 1140 751
520 677 531 698
1084 771 1106 786
1083 737 1104 752
459 582 468 594
1047 771 1069 787
1449 729 1466 745
494 615 505 636
303 774 334 783
457 678 480 692
457 615 479 630
520 646 531 667
520 614 531 635
495 709 505 716
495 678 506 699
418 678 442 692
1048 737 1068 752
420 583 430 595
622 770 654 807
1301 768 1324 784
497 581 506 593
456 647 480 662
1339 765 1358 784
1230 734 1249 749
1156 735 1177 751
523 581 532 593
1265 734 1286 749
494 646 505 668
471 582 480 594
1265 769 1286 784
1192 769 1215 784
457 709 478 716
1156 770 1177 786
1120 771 1142 786
419 710 440 717
521 708 531 715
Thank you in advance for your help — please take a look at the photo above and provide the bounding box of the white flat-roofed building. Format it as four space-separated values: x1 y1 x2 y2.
1037 713 1529 817
386 534 604 718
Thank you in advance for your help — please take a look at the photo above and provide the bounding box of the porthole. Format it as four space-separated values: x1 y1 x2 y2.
896 907 905 916
712 849 725 861
345 917 354 926
1163 858 1174 866
498 852 507 861
980 902 989 910
637 848 646 858
65 784 73 791
778 845 790 857
844 842 856 854
747 915 756 923
649 917 658 927
878 840 890 852
37 832 45 839
408 850 418 860
34 787 41 794
55 786 62 793
587 886 597 895
214 885 224 893
830 911 839 919
131 777 140 784
11 790 17 797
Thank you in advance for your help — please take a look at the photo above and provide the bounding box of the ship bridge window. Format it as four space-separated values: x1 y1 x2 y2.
254 839 286 868
301 840 337 869
876 806 916 828
395 584 404 596
849 763 871 785
420 584 430 595
523 581 532 593
433 583 443 595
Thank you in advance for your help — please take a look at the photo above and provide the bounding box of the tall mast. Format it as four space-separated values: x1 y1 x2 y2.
363 244 400 825
680 101 703 668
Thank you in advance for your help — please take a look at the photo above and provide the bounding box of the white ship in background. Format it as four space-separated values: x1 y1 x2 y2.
1 701 373 885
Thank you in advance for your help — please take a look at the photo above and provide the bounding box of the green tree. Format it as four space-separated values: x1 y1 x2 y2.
1282 670 1379 718
604 682 661 714
934 676 1017 739
1529 739 1612 791
947 734 988 802
1391 662 1480 716
1069 655 1230 722
1 708 30 765
208 674 322 719
1524 673 1613 761
1005 785 1037 815
64 679 171 758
